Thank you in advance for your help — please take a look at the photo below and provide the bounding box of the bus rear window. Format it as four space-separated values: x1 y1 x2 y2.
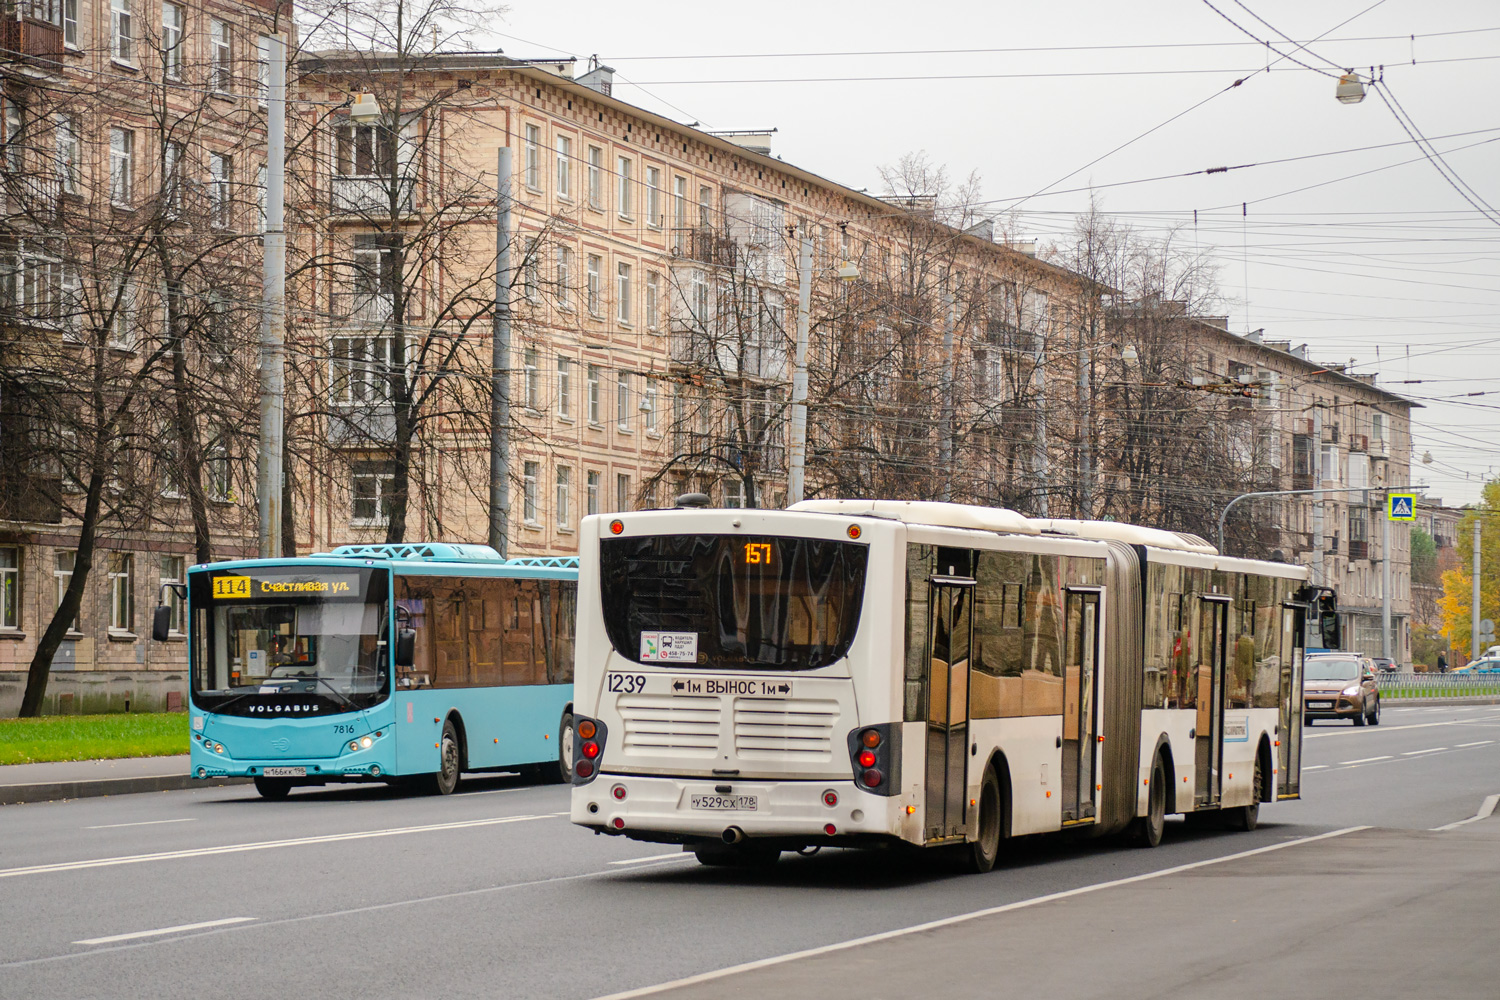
599 535 868 671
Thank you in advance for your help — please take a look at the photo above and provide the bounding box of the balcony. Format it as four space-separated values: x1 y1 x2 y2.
670 227 737 268
330 175 415 215
1 14 63 68
330 291 395 326
0 172 62 219
1348 539 1369 561
328 404 396 446
0 473 62 523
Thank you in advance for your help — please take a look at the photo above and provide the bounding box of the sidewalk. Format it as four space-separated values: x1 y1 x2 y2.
0 755 248 805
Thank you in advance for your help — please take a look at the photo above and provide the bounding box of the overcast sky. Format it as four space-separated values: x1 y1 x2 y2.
491 0 1500 509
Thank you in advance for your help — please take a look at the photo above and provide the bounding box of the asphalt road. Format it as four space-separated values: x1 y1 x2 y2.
2 705 1498 1000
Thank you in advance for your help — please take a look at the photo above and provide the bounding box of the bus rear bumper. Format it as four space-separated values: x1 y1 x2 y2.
570 774 899 842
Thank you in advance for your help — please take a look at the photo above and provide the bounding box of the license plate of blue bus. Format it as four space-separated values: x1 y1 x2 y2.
263 766 306 777
691 793 758 811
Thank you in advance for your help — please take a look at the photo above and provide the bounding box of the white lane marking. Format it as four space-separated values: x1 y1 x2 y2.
609 852 690 866
591 827 1372 1000
1304 715 1500 739
1339 756 1392 765
1402 748 1447 756
84 819 198 831
1457 741 1495 748
1303 765 1330 771
0 813 562 880
1432 794 1500 832
74 918 256 946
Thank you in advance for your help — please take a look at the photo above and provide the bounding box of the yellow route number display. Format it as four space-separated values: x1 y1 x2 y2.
212 575 251 599
743 542 774 565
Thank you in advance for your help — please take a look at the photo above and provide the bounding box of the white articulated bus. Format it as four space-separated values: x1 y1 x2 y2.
569 499 1311 870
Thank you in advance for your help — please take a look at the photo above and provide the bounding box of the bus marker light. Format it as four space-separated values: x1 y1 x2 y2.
823 790 839 807
861 768 882 788
582 740 601 759
349 740 360 752
579 720 597 740
1274 740 1280 746
494 738 498 743
905 805 916 815
576 760 594 779
612 784 627 800
612 817 625 829
970 798 976 807
1144 779 1149 786
860 729 881 749
858 750 877 769
824 823 837 835
609 520 624 535
847 524 862 540
375 731 382 738
1046 790 1051 798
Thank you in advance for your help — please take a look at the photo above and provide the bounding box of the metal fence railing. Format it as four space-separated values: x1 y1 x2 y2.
1376 672 1500 699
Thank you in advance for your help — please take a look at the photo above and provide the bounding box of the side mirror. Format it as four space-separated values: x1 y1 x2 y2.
395 628 415 667
151 605 173 642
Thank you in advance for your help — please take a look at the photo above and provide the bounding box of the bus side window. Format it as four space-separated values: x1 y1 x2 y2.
501 579 545 686
393 581 434 689
430 585 469 688
468 579 503 687
548 581 577 684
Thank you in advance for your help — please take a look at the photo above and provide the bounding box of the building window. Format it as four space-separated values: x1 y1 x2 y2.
524 346 540 410
161 2 183 78
616 371 631 430
724 479 745 509
1371 412 1386 451
109 553 134 633
63 0 78 47
522 461 539 524
257 35 273 103
699 185 713 227
331 335 397 403
107 279 136 349
2 97 22 173
645 272 661 332
646 166 661 227
158 555 185 634
617 156 632 218
644 380 658 432
523 237 540 303
557 357 571 417
587 146 602 209
586 254 601 317
109 128 134 206
555 467 571 526
524 124 541 190
206 424 232 501
54 550 78 631
673 175 688 229
335 122 395 177
616 262 632 324
586 471 600 516
351 461 395 525
587 364 600 424
0 546 18 630
111 0 134 63
210 18 231 92
616 473 631 512
555 247 572 310
208 152 231 226
1320 444 1339 484
555 135 570 198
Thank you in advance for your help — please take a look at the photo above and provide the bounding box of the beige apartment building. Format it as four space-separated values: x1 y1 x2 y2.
0 0 282 712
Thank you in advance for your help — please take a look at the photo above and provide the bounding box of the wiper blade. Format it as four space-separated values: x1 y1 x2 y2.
308 675 358 711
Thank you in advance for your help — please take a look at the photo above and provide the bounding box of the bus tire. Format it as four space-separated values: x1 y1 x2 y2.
692 843 780 868
253 777 292 800
967 767 1003 873
541 711 574 784
423 718 462 795
1130 755 1168 848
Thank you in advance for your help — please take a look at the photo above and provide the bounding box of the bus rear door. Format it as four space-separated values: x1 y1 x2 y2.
924 570 975 844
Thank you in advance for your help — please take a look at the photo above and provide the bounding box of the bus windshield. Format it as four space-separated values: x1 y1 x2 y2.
598 534 867 671
189 566 390 715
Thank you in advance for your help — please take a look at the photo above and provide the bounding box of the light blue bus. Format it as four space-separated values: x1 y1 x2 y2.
156 543 578 799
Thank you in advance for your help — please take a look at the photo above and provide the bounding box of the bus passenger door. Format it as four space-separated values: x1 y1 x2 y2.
925 578 974 843
1062 590 1101 824
1278 605 1306 799
1196 598 1229 808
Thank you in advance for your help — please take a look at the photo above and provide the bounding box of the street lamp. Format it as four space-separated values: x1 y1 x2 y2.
349 92 381 124
1335 72 1366 105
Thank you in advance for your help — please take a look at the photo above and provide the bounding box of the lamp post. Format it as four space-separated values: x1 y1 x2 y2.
257 36 287 558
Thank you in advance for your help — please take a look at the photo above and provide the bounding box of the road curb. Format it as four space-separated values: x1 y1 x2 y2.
1384 696 1500 707
0 774 251 805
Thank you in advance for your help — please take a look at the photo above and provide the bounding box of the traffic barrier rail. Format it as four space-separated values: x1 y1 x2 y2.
1375 672 1500 699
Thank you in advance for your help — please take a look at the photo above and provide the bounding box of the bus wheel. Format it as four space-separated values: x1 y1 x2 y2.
424 719 462 795
541 712 574 785
1130 755 1167 848
253 777 292 800
1227 755 1262 832
967 768 1002 873
692 843 781 868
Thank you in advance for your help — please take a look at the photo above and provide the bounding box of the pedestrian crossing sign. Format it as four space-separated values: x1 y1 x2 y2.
1387 493 1416 521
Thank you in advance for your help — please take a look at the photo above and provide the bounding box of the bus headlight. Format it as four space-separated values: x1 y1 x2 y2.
360 736 374 749
349 740 360 752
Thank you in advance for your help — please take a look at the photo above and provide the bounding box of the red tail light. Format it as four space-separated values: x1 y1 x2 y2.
858 749 877 768
612 817 625 829
861 768 882 788
822 790 839 807
611 784 627 800
582 740 600 759
575 760 594 778
824 823 837 835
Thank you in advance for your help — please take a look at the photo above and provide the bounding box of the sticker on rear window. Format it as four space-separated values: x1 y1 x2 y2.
640 631 698 662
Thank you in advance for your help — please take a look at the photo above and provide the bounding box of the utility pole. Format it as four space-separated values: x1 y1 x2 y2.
786 234 813 506
1033 317 1049 517
488 147 512 555
1381 500 1392 659
1473 519 1483 662
256 35 286 558
1311 407 1324 586
938 283 954 502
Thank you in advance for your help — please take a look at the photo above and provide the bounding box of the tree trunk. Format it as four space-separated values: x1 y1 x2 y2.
170 334 215 565
19 472 105 717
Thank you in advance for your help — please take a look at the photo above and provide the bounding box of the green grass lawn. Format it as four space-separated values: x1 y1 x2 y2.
0 713 189 765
